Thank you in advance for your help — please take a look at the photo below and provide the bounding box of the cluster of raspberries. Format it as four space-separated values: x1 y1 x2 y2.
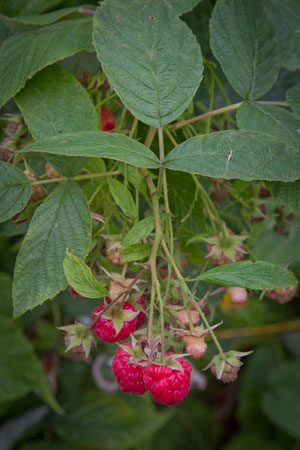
90 296 192 406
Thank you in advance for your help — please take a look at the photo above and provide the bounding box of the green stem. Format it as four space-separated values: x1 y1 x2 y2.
161 239 225 357
30 170 120 186
171 100 290 129
95 93 117 109
155 281 165 361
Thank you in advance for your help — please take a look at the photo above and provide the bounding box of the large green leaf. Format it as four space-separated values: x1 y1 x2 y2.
16 64 97 176
164 131 300 181
0 316 60 411
12 181 91 317
196 261 297 290
267 180 300 216
0 0 65 16
263 360 300 439
21 131 161 169
108 178 137 220
264 0 300 71
210 0 279 100
286 84 300 115
53 391 171 449
0 161 31 223
63 252 108 299
93 0 203 127
0 18 93 108
169 0 202 15
237 102 300 147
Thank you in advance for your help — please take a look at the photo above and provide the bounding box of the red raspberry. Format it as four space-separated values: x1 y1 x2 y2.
183 335 207 359
135 297 146 328
112 343 146 394
206 232 245 266
226 287 248 305
92 297 145 342
67 285 86 300
101 108 117 132
104 240 124 266
143 354 192 406
24 170 45 202
210 358 240 383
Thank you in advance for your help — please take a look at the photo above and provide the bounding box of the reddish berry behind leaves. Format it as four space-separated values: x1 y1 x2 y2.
104 240 124 266
135 297 146 328
101 108 117 132
211 358 240 383
206 233 245 266
24 170 45 202
143 354 192 406
67 285 86 300
112 343 146 394
265 281 298 304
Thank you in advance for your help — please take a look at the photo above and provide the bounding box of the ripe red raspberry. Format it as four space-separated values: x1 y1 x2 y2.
265 274 298 304
135 297 146 328
45 162 63 183
210 358 241 383
101 108 117 132
112 343 146 394
206 232 246 266
92 297 146 342
24 170 45 202
67 285 86 300
226 287 248 305
103 240 124 266
143 354 192 406
183 335 207 359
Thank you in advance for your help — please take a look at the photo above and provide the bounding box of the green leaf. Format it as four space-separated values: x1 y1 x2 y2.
0 0 65 16
263 0 300 71
0 272 12 317
108 178 137 220
93 0 203 127
123 215 155 246
286 84 300 115
0 316 60 411
63 252 108 299
237 102 300 147
263 360 300 439
222 434 284 450
0 161 31 223
16 64 97 176
169 0 202 15
53 390 171 449
2 7 79 26
210 0 279 100
196 261 297 290
21 131 161 169
164 131 300 181
267 180 300 216
122 243 152 262
12 181 91 317
0 18 93 108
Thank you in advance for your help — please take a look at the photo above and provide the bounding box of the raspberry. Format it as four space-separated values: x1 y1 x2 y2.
112 343 146 394
210 358 240 383
59 322 95 358
143 354 192 406
183 335 207 359
206 232 246 266
24 170 45 202
76 71 90 88
101 108 117 132
104 240 124 266
176 309 199 326
92 297 146 342
265 273 298 304
67 285 86 300
226 287 248 305
45 162 63 183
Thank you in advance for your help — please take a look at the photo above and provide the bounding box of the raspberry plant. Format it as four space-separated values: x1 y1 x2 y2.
0 0 300 447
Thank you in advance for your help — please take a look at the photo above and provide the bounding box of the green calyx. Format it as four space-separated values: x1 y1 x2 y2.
58 322 95 358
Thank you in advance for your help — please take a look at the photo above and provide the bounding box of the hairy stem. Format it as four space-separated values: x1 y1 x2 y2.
30 170 120 186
